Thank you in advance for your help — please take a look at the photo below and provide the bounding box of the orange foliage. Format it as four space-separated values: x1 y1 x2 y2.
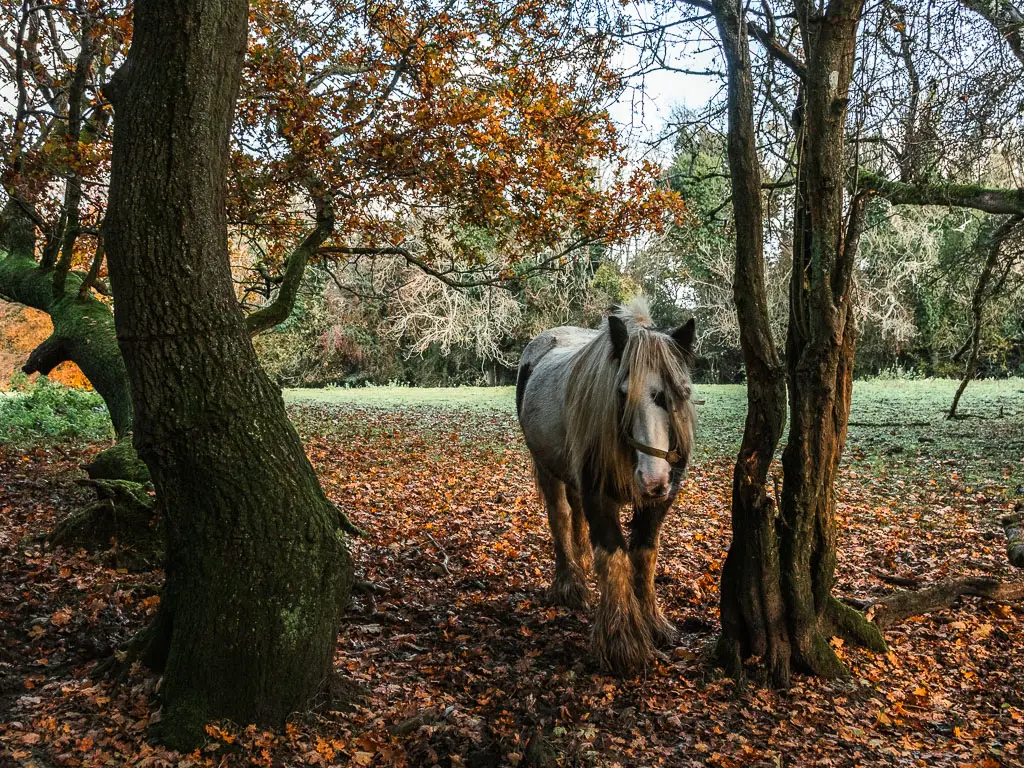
0 304 91 390
234 0 684 269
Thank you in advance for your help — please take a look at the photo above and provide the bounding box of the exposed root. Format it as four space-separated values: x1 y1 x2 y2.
1003 504 1024 568
825 595 887 653
82 441 150 483
48 479 161 571
866 576 1024 630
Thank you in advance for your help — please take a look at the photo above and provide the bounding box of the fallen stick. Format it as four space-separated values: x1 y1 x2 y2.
847 420 931 427
866 576 1024 630
874 571 922 588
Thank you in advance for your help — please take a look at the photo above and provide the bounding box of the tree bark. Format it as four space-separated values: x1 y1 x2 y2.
711 0 791 687
858 170 1024 216
103 0 352 749
779 0 887 677
712 0 886 686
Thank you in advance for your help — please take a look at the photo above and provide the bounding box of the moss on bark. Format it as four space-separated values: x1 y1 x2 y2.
0 251 134 437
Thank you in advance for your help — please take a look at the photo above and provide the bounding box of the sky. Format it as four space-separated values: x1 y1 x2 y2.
605 2 726 156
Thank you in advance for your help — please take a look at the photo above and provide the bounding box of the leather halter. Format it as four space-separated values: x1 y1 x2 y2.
624 434 683 465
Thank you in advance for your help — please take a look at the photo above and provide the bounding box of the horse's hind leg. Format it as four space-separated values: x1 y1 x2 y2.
629 502 677 648
537 467 591 609
565 486 592 574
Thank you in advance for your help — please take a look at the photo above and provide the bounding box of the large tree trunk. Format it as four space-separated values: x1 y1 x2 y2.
713 0 885 685
103 0 353 749
711 0 791 686
778 0 886 677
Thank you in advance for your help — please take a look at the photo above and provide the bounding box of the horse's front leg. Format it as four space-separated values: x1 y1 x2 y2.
629 500 677 648
582 478 653 674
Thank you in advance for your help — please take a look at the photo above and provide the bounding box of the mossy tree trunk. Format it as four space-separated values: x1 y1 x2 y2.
0 208 133 438
777 0 886 677
102 0 353 749
712 0 886 686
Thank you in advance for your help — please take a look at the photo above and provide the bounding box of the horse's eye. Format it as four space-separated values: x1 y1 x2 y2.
653 391 668 409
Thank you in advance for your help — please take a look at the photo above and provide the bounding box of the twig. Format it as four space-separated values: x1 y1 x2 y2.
424 531 451 575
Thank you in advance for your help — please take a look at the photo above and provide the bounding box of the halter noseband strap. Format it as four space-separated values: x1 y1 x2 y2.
624 435 683 465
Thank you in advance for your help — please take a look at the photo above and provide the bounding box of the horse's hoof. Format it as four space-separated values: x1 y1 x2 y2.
592 605 654 675
549 575 592 610
647 615 678 649
593 627 654 675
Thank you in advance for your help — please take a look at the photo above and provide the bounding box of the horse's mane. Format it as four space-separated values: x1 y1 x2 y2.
564 297 695 502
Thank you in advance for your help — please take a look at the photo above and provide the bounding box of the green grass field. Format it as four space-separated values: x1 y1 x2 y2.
5 377 1023 494
287 379 1024 486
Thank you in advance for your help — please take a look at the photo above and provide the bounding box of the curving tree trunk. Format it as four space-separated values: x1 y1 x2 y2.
102 0 352 749
0 206 133 437
948 215 1022 419
711 0 791 685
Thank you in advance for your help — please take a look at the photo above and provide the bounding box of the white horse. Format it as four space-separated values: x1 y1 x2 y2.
516 298 697 674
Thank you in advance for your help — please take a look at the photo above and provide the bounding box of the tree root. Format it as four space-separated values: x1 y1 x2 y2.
824 595 887 652
48 478 160 571
94 611 171 681
82 441 150 483
865 576 1024 630
1003 503 1024 568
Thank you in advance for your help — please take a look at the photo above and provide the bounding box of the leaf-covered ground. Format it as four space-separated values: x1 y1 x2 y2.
2 380 1023 767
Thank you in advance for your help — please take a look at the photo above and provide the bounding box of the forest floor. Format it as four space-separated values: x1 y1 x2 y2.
1 379 1024 767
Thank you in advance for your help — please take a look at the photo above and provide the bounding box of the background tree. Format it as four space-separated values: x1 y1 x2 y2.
1 0 683 423
662 0 1024 682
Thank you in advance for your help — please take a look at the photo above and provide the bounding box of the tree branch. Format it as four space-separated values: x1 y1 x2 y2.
867 576 1024 629
859 170 1024 215
23 334 70 376
78 236 106 298
245 199 335 336
960 0 1024 66
682 0 807 78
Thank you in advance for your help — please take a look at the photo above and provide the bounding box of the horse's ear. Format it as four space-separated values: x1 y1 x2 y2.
671 318 696 362
608 314 628 360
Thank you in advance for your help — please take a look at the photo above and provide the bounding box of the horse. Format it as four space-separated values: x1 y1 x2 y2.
515 298 696 674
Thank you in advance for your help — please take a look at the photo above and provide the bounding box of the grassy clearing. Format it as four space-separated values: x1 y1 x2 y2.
286 385 517 411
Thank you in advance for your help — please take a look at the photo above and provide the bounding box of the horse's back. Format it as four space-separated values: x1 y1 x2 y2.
517 325 595 413
516 326 597 481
